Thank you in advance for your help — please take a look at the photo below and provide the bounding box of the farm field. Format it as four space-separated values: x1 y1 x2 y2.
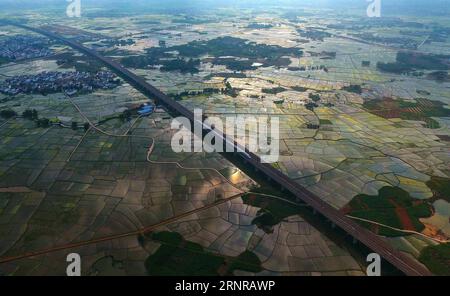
0 0 449 276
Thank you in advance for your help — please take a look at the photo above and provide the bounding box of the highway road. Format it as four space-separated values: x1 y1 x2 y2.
7 22 433 276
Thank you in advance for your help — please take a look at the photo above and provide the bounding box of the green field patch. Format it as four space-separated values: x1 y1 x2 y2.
341 84 362 94
227 250 262 273
319 119 333 125
242 192 303 233
143 231 262 276
348 186 432 236
363 97 450 129
418 243 450 275
426 176 450 202
122 36 302 72
262 87 287 95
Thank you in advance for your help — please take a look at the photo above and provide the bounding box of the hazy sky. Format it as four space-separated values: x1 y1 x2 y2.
0 0 449 16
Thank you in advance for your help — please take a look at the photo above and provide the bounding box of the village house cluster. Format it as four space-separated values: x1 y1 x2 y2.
0 71 121 96
0 35 53 61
